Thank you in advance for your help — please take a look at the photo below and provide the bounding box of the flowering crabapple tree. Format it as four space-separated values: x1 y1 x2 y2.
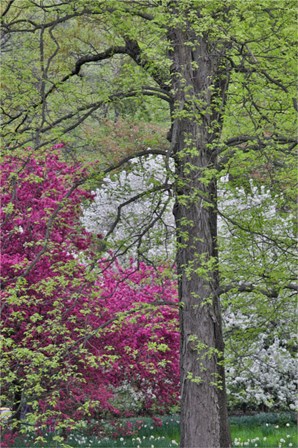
95 259 179 415
225 336 297 411
1 148 180 445
1 147 106 440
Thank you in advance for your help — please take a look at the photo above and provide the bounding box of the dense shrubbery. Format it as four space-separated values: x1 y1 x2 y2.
0 150 179 445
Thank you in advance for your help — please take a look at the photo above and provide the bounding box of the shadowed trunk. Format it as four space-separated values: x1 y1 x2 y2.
12 380 22 428
170 16 232 448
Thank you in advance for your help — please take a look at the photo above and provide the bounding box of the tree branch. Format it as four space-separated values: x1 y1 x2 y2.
103 149 170 175
67 298 178 354
124 37 170 93
1 0 15 18
106 183 173 238
5 87 170 150
219 281 297 298
219 282 278 298
218 210 296 256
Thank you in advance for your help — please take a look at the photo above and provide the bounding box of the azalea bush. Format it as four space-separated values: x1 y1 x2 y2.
0 149 179 445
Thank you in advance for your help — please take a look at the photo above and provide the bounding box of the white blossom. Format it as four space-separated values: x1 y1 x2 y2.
81 154 175 261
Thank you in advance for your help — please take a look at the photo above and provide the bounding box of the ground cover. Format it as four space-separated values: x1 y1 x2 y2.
10 414 296 448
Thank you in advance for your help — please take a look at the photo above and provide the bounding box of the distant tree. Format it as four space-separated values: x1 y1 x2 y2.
219 183 297 412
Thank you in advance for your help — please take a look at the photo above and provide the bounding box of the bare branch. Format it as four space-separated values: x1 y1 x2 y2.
56 45 129 84
106 183 173 238
224 135 259 147
103 149 169 175
1 10 91 34
218 209 296 256
219 281 297 298
1 0 16 18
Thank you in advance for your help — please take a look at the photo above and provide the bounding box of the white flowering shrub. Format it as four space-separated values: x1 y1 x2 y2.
226 335 297 411
81 154 175 261
219 180 297 411
82 157 297 411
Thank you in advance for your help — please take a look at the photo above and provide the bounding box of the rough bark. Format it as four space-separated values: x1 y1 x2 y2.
170 19 232 448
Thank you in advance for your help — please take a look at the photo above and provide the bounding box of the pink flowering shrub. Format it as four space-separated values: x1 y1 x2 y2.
96 259 179 414
1 148 113 431
0 148 179 442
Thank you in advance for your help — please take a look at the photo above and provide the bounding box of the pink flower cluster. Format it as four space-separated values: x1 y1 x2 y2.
0 148 180 439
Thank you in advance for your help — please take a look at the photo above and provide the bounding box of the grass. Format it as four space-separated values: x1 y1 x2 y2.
231 422 297 447
12 414 297 447
230 413 297 447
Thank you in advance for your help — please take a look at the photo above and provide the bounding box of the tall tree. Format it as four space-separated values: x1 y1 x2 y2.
168 7 231 446
1 1 296 447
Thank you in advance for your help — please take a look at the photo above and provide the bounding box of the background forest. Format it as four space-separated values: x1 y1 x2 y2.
0 1 297 447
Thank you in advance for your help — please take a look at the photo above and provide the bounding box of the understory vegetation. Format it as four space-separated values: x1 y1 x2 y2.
8 414 297 448
1 150 296 447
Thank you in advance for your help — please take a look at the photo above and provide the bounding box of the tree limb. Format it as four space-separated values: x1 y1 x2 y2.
1 0 15 18
218 282 297 298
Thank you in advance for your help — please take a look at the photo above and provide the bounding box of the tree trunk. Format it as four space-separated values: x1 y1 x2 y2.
12 380 22 428
170 19 232 448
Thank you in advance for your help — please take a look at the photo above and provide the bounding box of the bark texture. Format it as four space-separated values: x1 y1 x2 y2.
170 18 232 448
